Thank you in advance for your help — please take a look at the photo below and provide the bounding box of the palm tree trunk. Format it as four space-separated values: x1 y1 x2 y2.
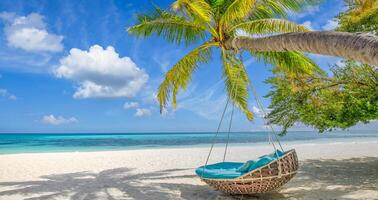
225 31 378 66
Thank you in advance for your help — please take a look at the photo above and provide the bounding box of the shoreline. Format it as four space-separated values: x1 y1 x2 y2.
0 139 377 199
1 135 377 155
1 129 375 134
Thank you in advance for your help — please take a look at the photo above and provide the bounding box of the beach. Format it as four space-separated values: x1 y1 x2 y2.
0 139 377 200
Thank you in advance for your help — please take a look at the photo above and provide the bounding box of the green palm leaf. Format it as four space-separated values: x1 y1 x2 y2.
127 7 206 45
171 0 213 22
252 51 324 75
222 49 253 120
250 0 319 20
230 18 310 34
220 0 256 27
129 0 324 122
158 42 215 112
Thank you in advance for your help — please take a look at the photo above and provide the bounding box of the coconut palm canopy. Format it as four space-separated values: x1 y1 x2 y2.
264 0 378 134
337 0 378 33
128 0 324 120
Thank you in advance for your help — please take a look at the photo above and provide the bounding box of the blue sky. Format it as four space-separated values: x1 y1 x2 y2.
0 0 376 133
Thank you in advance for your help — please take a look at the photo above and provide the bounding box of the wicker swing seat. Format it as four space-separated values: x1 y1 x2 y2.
199 149 298 195
196 79 298 195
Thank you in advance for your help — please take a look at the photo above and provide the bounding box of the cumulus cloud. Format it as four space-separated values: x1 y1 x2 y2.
322 20 339 31
41 115 78 125
123 101 152 117
0 12 63 52
0 88 17 100
55 45 148 99
135 108 152 117
124 101 139 110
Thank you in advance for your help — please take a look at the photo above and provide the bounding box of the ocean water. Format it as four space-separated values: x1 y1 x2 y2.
0 130 377 154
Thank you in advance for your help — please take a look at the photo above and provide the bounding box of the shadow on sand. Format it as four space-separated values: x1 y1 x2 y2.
0 157 377 200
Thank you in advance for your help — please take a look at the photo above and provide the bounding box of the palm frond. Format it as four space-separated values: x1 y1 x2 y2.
252 51 324 75
220 0 256 26
157 42 215 112
207 0 226 7
171 0 213 22
230 18 309 34
250 0 320 20
221 49 254 120
127 7 206 45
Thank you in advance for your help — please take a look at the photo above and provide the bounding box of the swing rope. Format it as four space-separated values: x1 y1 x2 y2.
240 53 284 177
202 95 230 176
248 80 284 152
239 53 284 152
202 52 284 175
203 57 239 171
223 103 235 162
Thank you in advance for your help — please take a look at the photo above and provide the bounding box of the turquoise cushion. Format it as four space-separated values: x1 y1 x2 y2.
249 150 285 171
260 150 284 159
195 150 286 179
248 155 274 171
236 160 255 172
195 162 244 179
271 150 285 158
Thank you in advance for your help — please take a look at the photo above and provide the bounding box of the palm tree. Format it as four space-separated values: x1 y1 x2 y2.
128 0 378 120
337 0 378 33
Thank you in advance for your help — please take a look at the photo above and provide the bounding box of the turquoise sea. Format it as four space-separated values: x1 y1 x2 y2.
0 130 377 154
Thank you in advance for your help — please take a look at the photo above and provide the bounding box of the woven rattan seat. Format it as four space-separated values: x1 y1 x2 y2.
200 149 298 195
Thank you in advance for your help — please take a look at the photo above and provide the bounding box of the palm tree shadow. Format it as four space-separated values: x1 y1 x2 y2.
0 166 284 200
0 168 185 200
0 157 376 200
277 157 378 199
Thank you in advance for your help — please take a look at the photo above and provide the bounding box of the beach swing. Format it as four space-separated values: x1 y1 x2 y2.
195 80 299 195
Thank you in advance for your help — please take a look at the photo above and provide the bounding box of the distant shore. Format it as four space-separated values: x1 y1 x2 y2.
0 139 377 199
1 130 377 155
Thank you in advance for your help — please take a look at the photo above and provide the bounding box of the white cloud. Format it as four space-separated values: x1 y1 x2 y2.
252 106 271 118
290 5 320 19
55 45 148 99
41 115 78 125
0 12 63 53
135 108 152 117
252 106 262 116
301 21 314 30
124 101 139 110
0 88 16 100
322 20 339 31
123 100 152 117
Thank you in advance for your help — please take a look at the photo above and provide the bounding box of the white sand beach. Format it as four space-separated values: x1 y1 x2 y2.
0 139 377 200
